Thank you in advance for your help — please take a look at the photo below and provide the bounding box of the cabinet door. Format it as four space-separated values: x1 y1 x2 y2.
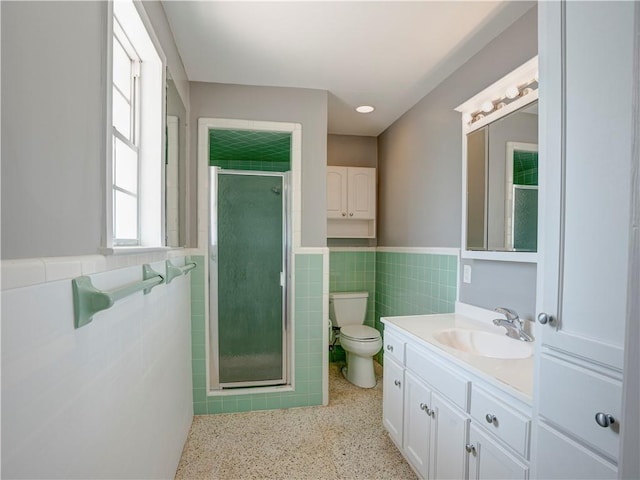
347 167 376 219
534 2 632 475
404 371 432 479
327 166 347 219
430 391 469 480
383 356 404 448
468 424 528 480
537 0 632 372
535 423 616 480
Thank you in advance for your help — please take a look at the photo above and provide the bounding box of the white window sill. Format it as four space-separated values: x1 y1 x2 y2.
99 246 178 255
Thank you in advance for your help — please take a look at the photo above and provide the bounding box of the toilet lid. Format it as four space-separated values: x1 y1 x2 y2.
340 325 381 341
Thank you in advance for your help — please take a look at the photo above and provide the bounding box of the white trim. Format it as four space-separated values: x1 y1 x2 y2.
294 246 330 255
0 251 188 291
198 118 303 396
461 249 539 263
375 246 460 255
328 247 377 252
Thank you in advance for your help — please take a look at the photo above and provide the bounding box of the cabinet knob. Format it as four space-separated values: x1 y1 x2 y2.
386 345 393 352
349 212 354 217
485 413 497 425
465 444 476 455
341 212 346 217
595 412 615 428
394 379 401 387
419 403 431 415
537 312 555 325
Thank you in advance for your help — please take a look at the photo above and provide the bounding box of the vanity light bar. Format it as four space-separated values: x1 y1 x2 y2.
469 79 538 124
455 56 539 129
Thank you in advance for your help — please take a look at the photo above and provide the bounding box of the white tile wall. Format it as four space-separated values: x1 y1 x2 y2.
1 259 193 478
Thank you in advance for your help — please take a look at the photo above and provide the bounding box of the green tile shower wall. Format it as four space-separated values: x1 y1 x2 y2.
189 254 324 415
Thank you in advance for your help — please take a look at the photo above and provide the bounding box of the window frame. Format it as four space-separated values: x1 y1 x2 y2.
104 0 167 252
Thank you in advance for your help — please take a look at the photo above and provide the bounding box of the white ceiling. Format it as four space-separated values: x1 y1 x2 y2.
162 1 535 137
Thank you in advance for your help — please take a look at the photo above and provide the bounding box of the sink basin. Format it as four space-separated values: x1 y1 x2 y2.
432 328 533 359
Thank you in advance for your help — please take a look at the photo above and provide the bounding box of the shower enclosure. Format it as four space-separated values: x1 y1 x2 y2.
209 168 290 389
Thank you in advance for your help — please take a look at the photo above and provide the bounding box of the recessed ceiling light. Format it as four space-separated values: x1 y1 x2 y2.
355 105 375 114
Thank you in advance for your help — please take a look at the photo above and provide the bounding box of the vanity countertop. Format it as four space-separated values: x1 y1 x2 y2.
381 313 534 403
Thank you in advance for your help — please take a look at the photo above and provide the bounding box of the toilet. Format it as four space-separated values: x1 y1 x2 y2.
329 292 382 388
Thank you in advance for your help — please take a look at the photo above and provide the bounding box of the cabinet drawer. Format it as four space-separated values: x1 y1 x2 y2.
470 386 530 458
405 345 469 411
383 331 405 364
538 354 621 460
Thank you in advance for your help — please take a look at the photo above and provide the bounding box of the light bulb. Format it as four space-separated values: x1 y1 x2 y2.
462 113 472 124
505 86 520 99
481 101 494 113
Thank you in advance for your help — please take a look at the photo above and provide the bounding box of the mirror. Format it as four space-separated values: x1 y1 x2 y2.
165 72 187 247
465 101 538 253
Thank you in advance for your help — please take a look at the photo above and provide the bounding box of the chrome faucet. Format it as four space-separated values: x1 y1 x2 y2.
493 307 534 342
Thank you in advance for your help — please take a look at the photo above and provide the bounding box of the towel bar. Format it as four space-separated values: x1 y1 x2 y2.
165 260 197 284
72 264 164 329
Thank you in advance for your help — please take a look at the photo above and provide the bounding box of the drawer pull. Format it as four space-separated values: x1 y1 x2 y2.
419 403 432 415
465 443 476 455
595 412 615 428
386 345 394 352
485 413 497 424
394 379 401 387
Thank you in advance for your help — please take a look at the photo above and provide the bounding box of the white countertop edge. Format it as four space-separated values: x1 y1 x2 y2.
381 313 534 406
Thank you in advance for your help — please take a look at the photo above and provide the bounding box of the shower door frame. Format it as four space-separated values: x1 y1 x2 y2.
209 167 291 390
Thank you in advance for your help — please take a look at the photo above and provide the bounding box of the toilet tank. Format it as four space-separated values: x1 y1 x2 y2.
329 292 368 327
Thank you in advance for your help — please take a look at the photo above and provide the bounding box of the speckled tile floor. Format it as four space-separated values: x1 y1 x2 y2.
175 362 417 480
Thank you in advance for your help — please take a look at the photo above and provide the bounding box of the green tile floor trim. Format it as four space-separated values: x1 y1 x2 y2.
190 254 324 415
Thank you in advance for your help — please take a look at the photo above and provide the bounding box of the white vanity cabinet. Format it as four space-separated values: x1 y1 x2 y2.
467 385 531 480
382 354 404 448
382 322 531 480
468 424 528 480
327 166 376 238
533 2 633 477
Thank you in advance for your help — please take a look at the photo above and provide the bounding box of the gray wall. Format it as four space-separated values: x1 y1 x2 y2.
189 82 328 248
377 6 538 314
1 1 107 259
1 1 191 260
327 134 377 167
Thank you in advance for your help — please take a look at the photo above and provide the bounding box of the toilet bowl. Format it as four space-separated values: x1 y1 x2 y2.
339 324 382 388
329 292 382 388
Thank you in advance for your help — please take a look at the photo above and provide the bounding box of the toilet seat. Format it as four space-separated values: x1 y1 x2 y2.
340 325 381 342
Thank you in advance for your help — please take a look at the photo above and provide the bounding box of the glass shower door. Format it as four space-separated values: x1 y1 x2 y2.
210 169 287 388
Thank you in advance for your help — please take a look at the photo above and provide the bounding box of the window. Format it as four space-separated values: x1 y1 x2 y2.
108 0 164 249
112 16 140 244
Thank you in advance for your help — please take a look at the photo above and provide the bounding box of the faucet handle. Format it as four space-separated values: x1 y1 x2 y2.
495 307 519 321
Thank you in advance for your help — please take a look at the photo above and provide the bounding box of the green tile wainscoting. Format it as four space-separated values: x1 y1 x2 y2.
189 254 324 415
328 249 458 365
